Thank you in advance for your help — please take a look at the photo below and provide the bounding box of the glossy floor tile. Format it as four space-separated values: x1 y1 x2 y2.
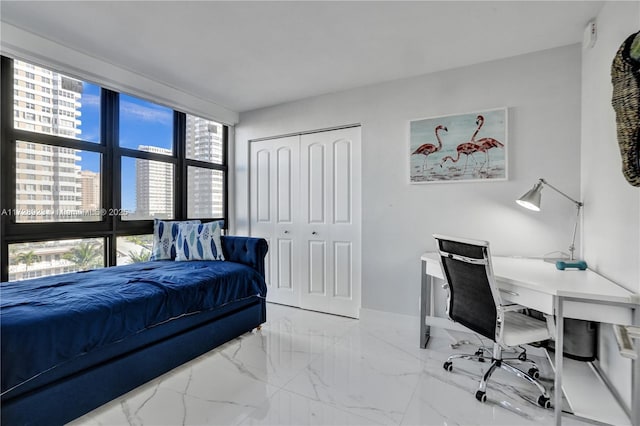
71 303 590 425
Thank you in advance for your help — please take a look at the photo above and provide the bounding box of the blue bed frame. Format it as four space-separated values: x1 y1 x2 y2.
1 236 268 426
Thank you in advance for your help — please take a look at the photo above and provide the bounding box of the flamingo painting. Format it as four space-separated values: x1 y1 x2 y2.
411 125 447 174
409 108 506 183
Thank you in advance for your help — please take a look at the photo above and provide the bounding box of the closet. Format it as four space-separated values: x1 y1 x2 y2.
249 126 361 318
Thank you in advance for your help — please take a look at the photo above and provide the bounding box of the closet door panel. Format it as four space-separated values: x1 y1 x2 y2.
333 139 352 225
277 238 293 289
277 147 293 223
308 240 326 295
250 136 300 307
307 143 326 224
256 149 271 223
333 241 352 298
300 127 361 318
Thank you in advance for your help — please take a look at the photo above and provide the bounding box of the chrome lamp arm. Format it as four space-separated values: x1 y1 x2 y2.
539 179 583 261
516 178 584 261
538 178 583 210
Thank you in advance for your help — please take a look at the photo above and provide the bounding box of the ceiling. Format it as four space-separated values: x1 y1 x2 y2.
0 1 604 113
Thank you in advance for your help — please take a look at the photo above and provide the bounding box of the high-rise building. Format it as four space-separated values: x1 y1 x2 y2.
136 145 174 219
13 59 84 222
80 170 100 212
10 60 93 280
185 116 223 218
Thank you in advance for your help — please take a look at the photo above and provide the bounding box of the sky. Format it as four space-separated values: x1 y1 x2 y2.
77 84 173 211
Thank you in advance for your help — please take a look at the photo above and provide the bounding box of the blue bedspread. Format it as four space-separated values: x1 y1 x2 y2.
0 260 267 395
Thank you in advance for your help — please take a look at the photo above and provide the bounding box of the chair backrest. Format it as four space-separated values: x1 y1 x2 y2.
433 234 503 341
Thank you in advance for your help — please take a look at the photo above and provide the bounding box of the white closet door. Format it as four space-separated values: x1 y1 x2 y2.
300 127 361 318
250 136 300 306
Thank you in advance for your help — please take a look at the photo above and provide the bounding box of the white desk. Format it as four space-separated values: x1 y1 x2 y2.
420 253 639 426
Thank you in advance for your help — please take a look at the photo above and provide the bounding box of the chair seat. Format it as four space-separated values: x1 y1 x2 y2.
501 311 552 347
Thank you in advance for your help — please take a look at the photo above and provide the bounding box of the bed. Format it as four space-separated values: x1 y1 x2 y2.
1 235 268 426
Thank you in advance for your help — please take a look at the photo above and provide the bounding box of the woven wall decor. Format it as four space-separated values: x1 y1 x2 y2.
611 31 640 187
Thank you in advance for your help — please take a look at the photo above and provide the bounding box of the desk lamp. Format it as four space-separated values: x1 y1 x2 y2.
516 178 587 270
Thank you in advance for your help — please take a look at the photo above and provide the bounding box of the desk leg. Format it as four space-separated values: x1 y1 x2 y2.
420 260 431 348
554 296 564 426
632 307 640 426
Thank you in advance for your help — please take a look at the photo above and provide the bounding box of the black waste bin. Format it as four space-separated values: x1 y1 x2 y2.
548 318 598 361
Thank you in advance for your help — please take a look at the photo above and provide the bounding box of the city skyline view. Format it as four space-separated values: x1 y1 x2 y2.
77 86 174 213
8 59 224 280
14 59 222 218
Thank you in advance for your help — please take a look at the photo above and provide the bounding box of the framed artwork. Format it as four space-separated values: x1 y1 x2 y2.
409 108 508 183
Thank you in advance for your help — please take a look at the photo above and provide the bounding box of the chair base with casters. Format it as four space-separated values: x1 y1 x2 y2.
433 234 555 410
443 340 551 408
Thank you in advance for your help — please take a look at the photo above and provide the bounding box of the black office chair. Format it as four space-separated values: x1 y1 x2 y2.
433 234 554 408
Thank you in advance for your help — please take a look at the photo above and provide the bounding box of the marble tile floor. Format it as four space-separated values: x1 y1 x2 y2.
71 303 590 426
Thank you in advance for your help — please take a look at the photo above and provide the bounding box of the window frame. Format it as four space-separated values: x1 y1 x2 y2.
0 56 229 281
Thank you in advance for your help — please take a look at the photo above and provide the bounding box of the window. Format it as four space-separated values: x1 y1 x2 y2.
187 167 224 218
119 94 173 155
121 156 174 221
116 235 153 265
186 117 223 164
12 59 100 142
185 114 227 220
14 142 101 223
8 238 104 281
1 56 228 282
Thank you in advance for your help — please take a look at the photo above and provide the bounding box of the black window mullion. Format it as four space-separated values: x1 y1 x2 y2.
1 56 15 281
12 129 106 154
175 112 187 219
184 159 227 171
103 88 118 266
222 125 229 230
118 147 179 164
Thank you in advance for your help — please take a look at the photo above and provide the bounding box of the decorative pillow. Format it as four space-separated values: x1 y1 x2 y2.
151 219 200 260
175 221 225 261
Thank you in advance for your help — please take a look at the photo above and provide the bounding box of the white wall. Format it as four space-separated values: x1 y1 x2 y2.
236 45 582 316
581 0 640 408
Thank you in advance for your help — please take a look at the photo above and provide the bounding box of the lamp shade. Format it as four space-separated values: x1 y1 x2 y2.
516 182 543 211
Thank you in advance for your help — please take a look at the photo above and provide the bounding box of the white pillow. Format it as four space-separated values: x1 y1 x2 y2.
150 219 200 260
175 221 225 261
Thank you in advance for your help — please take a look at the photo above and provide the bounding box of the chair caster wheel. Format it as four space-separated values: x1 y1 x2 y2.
528 368 540 379
473 349 486 362
475 390 487 403
443 361 453 372
537 395 551 409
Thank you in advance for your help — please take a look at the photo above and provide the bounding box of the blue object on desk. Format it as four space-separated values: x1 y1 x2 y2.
556 260 588 270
